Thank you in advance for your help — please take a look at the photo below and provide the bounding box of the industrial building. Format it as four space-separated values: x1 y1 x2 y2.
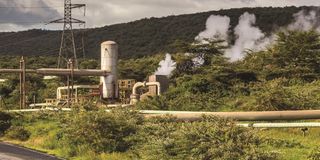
0 41 169 108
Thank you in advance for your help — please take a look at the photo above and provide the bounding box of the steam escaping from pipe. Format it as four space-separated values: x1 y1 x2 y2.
195 15 230 41
225 12 271 61
288 10 320 31
155 54 176 77
195 10 320 62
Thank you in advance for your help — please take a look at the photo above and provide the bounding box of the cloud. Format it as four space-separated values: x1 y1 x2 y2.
1 0 320 31
0 0 60 27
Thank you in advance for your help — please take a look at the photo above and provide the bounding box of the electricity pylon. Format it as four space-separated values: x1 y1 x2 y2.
49 0 85 69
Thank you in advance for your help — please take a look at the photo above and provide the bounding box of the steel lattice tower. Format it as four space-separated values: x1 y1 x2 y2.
49 0 85 69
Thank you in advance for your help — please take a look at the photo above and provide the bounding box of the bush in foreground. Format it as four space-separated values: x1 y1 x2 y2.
309 146 320 160
5 126 31 141
61 109 143 156
134 116 277 160
0 111 12 136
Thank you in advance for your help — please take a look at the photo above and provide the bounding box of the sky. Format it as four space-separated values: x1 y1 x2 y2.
0 0 320 32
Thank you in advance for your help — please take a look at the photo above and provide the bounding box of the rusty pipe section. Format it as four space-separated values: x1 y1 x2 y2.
36 69 109 76
0 68 109 76
0 69 36 73
143 110 320 121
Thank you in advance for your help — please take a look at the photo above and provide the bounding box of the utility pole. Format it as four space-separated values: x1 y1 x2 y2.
19 57 26 109
66 59 74 108
49 0 86 69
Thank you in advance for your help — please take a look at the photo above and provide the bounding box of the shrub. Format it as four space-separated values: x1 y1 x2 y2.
134 116 277 160
0 111 12 136
263 138 304 148
308 146 320 160
244 79 320 111
5 126 31 141
62 109 143 155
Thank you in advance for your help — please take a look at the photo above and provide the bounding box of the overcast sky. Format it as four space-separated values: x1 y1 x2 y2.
0 0 320 32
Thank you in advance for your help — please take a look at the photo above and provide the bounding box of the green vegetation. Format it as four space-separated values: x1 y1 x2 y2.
0 6 315 59
0 111 278 159
309 146 320 160
5 126 31 141
0 111 12 135
137 30 320 112
1 111 320 159
0 9 320 159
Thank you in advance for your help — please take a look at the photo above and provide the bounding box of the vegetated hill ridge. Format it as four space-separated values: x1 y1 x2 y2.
0 6 316 59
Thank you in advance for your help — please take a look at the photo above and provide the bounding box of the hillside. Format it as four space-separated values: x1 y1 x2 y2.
0 6 316 59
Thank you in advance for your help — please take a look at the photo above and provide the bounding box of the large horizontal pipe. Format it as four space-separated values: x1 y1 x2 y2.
0 69 36 73
238 122 320 128
7 109 320 121
143 110 320 121
0 68 109 76
7 107 320 128
36 68 109 76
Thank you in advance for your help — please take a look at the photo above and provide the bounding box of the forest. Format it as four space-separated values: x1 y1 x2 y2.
0 6 317 59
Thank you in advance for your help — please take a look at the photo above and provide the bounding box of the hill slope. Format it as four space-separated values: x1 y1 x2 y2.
0 6 315 59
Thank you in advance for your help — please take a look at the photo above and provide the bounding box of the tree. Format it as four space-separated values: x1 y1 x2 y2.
272 30 320 73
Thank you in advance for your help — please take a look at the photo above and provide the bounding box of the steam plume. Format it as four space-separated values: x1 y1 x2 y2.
226 12 270 61
289 10 320 31
155 54 177 76
195 10 320 62
196 15 230 41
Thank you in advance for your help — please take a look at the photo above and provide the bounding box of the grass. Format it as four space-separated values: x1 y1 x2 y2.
1 112 320 160
257 128 320 160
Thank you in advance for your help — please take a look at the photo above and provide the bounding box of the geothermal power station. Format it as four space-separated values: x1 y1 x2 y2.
0 41 169 108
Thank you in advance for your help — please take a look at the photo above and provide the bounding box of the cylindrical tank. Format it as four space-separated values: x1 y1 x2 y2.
100 41 118 99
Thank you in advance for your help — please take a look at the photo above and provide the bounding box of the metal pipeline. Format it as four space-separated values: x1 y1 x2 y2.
237 122 320 128
7 108 320 121
130 81 161 104
0 69 36 74
36 69 109 76
0 68 109 76
143 110 320 121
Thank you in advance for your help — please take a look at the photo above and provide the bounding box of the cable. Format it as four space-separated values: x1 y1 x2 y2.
0 6 64 9
0 21 46 24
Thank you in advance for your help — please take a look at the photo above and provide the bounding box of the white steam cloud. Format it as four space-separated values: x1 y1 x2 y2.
196 12 272 62
155 53 177 76
196 15 230 40
193 9 320 62
225 12 271 61
288 10 320 31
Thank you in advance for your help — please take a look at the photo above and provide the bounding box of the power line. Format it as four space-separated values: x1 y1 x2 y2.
49 0 86 69
0 6 64 9
0 21 46 24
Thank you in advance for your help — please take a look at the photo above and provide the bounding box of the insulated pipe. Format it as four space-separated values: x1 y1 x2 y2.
0 69 36 73
36 69 109 76
132 82 161 95
6 109 320 121
0 69 109 76
237 122 320 128
130 81 161 104
143 110 320 121
132 82 147 95
146 82 161 96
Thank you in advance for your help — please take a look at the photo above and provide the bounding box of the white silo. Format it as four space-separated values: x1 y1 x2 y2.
100 41 118 99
